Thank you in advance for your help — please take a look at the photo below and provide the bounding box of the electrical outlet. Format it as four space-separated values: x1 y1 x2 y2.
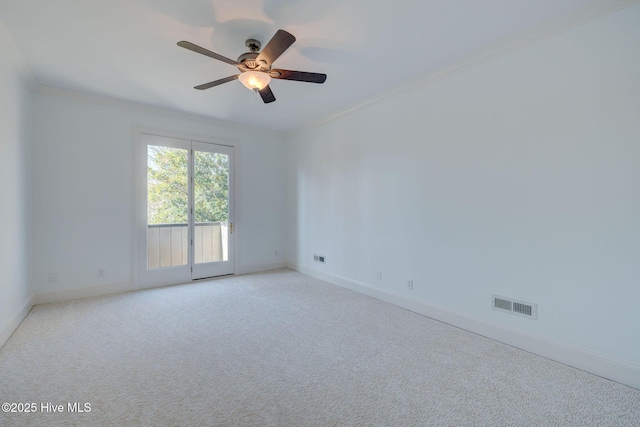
48 272 58 283
97 268 105 277
376 271 382 281
407 279 414 290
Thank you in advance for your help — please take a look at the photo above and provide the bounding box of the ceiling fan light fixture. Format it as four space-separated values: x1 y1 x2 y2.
238 71 271 91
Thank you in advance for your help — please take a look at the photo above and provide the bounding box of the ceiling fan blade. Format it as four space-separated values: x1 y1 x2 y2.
256 30 296 66
194 75 239 90
259 85 276 104
177 41 239 66
271 69 327 84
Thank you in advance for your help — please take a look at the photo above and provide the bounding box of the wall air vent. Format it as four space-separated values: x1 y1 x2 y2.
494 297 512 311
513 302 532 317
492 295 537 320
313 254 326 264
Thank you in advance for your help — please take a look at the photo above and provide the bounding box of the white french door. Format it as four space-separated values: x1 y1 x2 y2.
135 132 235 289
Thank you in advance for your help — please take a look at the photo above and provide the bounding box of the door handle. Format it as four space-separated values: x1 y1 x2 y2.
229 222 234 234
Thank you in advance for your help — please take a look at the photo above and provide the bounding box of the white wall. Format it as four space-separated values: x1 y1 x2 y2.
32 91 287 299
0 40 33 345
287 5 640 373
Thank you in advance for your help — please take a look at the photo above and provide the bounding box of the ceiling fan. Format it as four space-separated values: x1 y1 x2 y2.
178 29 327 104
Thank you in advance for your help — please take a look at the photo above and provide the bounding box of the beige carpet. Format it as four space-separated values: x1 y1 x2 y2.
1 269 639 426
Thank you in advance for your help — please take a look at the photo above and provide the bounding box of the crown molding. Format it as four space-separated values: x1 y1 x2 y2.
0 19 38 91
34 84 286 138
287 0 640 138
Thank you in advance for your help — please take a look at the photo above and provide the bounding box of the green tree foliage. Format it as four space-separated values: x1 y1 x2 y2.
194 150 229 223
148 146 228 224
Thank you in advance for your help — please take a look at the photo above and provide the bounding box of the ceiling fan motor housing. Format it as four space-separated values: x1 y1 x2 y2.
237 51 269 72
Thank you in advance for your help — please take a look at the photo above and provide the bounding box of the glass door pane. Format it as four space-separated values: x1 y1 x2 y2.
137 132 234 288
191 141 234 280
147 145 189 269
193 150 230 264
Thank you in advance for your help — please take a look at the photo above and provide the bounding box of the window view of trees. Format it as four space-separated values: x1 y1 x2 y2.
147 146 229 224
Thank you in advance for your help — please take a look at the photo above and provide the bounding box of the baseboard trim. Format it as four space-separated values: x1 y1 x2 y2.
34 265 288 303
0 293 35 349
35 282 134 305
291 263 640 390
237 262 287 275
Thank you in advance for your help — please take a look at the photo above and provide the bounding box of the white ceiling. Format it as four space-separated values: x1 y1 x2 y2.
0 0 606 132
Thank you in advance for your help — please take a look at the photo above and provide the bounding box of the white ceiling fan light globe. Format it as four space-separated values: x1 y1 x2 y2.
238 71 271 91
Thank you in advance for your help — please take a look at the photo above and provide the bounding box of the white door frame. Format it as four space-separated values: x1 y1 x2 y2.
133 127 239 290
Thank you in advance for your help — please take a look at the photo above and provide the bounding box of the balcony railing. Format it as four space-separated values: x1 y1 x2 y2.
147 222 229 269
